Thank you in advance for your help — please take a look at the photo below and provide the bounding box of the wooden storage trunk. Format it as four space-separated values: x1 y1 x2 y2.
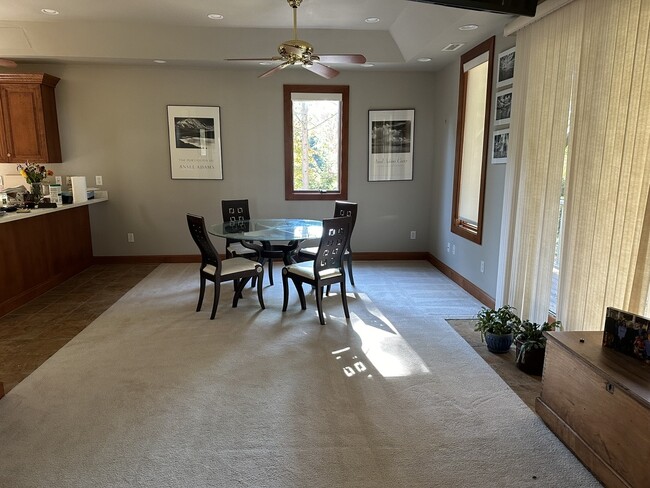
536 331 650 488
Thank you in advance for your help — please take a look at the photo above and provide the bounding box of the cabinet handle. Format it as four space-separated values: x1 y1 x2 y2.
6 153 10 158
605 382 615 394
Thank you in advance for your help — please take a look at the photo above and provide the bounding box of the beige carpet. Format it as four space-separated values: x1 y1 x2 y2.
0 262 601 487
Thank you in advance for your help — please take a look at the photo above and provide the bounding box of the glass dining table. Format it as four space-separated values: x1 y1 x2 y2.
209 218 323 264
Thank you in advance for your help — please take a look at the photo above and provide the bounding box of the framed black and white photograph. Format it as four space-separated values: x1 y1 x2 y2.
495 88 513 126
492 129 510 164
368 109 415 181
497 47 515 88
167 105 223 180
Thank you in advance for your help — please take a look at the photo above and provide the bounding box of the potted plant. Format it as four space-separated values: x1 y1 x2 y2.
474 305 521 354
514 320 562 375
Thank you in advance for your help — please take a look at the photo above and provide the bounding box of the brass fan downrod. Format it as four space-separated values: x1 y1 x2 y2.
288 0 302 41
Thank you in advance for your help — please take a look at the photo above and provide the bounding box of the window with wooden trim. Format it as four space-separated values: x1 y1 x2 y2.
451 37 495 244
284 85 349 201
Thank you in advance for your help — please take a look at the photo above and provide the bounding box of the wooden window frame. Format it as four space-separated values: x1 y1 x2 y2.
283 84 349 201
451 37 495 245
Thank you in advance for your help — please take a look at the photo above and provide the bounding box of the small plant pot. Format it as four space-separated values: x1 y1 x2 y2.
485 332 513 354
515 340 546 375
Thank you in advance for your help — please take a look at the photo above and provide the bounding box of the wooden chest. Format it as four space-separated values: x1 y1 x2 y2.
536 331 650 488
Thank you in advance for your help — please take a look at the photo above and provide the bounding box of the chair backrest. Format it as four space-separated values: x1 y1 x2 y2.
221 199 251 223
334 201 357 248
314 216 351 278
187 214 221 272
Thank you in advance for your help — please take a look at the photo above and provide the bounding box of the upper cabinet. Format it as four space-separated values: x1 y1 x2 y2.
0 73 62 164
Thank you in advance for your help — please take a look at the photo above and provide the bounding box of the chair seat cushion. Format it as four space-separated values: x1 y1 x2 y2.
285 261 342 280
227 242 257 256
203 257 262 278
222 257 263 277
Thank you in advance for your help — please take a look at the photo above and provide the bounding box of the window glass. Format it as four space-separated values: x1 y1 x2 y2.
284 85 348 200
451 37 495 244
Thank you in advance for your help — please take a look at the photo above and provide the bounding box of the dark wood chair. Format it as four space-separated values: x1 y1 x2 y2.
221 198 293 287
281 216 352 325
298 201 357 286
187 213 265 320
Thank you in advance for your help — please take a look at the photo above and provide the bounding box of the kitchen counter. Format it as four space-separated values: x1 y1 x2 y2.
0 197 108 223
0 197 108 317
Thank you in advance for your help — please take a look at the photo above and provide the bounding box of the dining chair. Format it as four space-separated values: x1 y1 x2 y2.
187 213 265 320
281 216 352 325
298 201 358 286
221 198 292 287
221 199 261 260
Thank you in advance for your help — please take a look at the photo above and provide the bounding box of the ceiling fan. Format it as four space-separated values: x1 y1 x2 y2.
226 0 366 79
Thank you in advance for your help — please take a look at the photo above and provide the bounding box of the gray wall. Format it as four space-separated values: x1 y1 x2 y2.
2 30 513 302
1 64 436 256
428 35 515 300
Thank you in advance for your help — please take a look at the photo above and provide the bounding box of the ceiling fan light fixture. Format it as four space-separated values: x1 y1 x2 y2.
459 24 479 31
364 17 381 24
417 57 432 63
41 8 59 15
207 13 224 20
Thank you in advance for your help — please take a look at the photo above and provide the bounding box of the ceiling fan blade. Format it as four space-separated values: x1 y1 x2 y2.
303 62 339 79
315 54 366 65
259 61 292 79
0 59 17 68
226 57 282 62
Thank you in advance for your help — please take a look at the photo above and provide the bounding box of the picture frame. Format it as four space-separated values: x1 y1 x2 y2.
495 88 513 126
492 128 510 164
167 105 223 180
497 47 515 88
368 109 415 182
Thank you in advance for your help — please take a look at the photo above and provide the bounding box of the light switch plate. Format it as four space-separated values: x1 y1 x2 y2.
55 176 62 185
95 176 103 186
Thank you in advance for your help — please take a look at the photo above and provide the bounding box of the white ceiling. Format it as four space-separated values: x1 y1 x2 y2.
0 0 517 73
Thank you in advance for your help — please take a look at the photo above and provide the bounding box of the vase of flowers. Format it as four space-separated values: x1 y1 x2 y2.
17 162 53 206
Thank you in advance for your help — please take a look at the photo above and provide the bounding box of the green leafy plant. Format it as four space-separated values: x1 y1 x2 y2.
515 320 562 363
474 305 521 342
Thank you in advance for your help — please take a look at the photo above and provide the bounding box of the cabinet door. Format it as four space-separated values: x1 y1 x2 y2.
0 83 50 163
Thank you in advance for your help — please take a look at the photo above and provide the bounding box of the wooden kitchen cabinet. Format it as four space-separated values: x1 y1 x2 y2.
0 73 62 164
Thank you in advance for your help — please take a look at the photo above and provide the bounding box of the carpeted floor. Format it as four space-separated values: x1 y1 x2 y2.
0 262 601 487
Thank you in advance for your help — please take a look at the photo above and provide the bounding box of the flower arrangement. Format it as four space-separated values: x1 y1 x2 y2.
17 162 54 184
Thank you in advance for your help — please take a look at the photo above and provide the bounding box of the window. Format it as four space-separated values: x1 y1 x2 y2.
451 37 495 244
284 85 349 200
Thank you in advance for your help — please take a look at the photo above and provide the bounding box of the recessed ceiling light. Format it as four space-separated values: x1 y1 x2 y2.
362 63 374 67
459 24 479 31
364 17 380 24
153 60 167 64
417 57 432 63
207 13 224 20
41 8 59 15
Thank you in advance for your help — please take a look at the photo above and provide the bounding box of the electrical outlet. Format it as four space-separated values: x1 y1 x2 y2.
410 230 416 240
452 244 456 255
127 233 135 243
55 176 62 185
65 176 71 186
95 175 103 186
481 260 485 273
447 242 450 253
0 175 3 187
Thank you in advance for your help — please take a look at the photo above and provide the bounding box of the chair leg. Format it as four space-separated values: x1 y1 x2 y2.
197 276 206 312
232 278 250 307
210 282 221 320
340 278 350 319
293 277 307 310
267 259 274 286
282 269 290 312
346 253 355 286
316 285 325 325
256 269 265 310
